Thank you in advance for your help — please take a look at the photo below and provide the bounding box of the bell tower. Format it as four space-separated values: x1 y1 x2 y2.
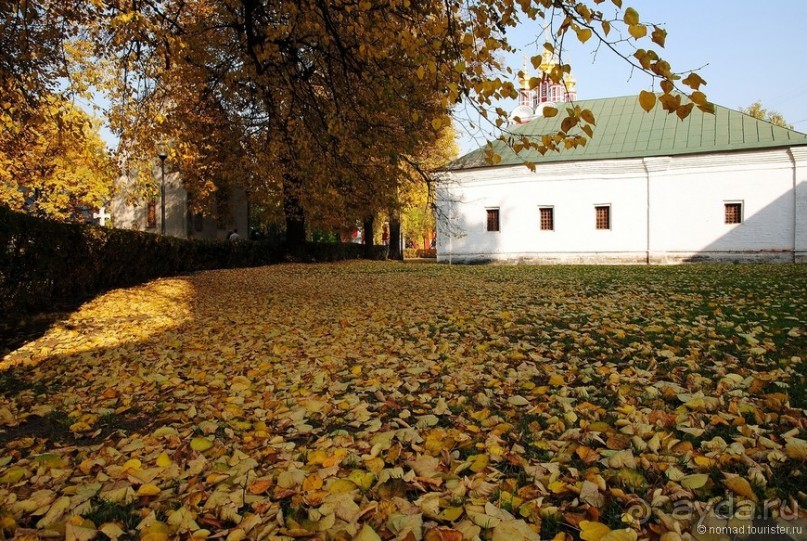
511 32 578 124
520 50 577 108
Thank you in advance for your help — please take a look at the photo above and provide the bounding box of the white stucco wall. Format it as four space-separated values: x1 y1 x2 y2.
647 151 795 263
437 147 804 264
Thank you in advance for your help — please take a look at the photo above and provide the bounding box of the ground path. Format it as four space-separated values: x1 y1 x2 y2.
0 262 805 540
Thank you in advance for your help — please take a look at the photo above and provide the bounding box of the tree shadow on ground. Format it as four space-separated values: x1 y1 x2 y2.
1 300 86 356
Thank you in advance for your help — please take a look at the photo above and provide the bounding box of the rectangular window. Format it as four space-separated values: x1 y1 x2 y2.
147 199 157 229
595 205 611 230
539 207 554 231
486 208 500 232
725 202 743 224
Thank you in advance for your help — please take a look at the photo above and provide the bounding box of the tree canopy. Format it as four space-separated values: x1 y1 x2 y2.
0 95 116 220
1 0 710 239
739 101 793 129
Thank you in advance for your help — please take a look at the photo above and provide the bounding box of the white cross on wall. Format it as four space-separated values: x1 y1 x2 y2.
93 207 110 226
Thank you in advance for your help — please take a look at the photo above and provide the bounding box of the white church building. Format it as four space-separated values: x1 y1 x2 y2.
437 94 807 264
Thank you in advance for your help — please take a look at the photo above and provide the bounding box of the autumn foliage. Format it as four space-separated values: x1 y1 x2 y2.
0 97 116 220
3 0 711 237
1 263 804 539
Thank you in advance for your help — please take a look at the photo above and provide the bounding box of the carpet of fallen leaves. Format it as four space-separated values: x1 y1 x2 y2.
0 262 805 541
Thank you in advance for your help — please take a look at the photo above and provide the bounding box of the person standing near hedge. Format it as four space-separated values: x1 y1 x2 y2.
228 229 240 242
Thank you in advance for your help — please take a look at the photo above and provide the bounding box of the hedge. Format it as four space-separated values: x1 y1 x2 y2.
0 207 387 322
404 248 437 259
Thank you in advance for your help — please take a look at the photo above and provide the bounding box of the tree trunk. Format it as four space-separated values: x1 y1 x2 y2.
388 213 403 260
283 175 306 249
363 215 374 259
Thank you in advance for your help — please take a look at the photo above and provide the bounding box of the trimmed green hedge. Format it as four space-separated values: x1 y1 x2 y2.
0 207 387 320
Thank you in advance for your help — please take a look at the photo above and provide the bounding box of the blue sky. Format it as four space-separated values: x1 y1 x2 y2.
454 0 807 154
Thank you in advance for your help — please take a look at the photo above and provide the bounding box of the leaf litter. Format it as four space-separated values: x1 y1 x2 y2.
0 262 804 540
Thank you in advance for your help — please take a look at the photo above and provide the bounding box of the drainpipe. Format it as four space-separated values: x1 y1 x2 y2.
789 148 797 263
643 159 651 265
448 194 453 266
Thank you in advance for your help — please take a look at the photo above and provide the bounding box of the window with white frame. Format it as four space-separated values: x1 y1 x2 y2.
595 204 611 230
724 202 743 224
539 206 554 231
486 208 500 232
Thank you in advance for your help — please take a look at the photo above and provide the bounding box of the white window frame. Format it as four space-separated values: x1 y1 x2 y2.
724 200 744 225
485 207 501 232
594 203 612 231
538 205 555 231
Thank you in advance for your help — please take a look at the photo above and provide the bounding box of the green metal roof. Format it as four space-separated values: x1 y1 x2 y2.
448 95 807 170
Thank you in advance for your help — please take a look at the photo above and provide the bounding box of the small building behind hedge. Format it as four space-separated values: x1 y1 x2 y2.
437 95 807 264
110 167 249 241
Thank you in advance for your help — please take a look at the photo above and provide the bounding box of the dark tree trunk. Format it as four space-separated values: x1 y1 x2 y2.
283 175 306 249
388 215 402 260
363 215 374 259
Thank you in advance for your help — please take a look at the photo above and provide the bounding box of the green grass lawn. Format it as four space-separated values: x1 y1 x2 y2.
0 262 804 540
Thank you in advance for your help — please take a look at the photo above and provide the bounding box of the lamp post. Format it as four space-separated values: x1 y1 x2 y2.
158 150 167 235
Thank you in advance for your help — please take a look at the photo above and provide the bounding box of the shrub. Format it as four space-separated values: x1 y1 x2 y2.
0 207 384 322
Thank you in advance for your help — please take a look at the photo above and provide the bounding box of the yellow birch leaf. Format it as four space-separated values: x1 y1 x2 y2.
469 454 489 473
137 483 161 496
348 470 375 490
580 521 612 541
682 72 706 90
628 24 647 39
676 103 694 120
576 28 592 43
651 26 667 47
689 90 709 105
784 438 807 460
355 523 382 541
437 507 464 522
364 457 385 474
248 478 272 494
548 481 568 494
0 467 27 484
623 8 639 26
191 437 214 452
639 91 656 112
725 477 757 501
156 452 172 468
303 474 323 492
680 473 709 489
98 523 125 539
226 529 246 541
328 478 358 494
153 426 179 437
65 520 99 541
36 496 71 528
